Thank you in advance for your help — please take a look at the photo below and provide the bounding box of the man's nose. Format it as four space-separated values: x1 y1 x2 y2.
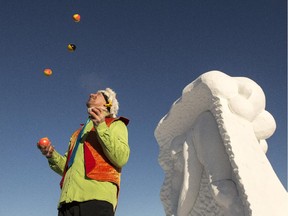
90 93 97 99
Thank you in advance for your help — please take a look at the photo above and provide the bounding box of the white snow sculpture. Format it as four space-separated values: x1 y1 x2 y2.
154 71 288 216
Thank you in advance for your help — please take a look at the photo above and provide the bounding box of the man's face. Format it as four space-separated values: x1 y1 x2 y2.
86 92 106 108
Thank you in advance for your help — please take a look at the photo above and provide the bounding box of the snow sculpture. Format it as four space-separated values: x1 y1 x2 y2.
154 71 288 216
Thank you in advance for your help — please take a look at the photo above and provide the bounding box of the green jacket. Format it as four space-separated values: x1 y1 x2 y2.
48 118 129 210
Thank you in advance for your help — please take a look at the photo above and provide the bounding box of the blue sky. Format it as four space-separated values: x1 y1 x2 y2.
0 1 286 216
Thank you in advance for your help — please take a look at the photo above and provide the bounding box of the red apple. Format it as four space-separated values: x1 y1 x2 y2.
37 137 51 147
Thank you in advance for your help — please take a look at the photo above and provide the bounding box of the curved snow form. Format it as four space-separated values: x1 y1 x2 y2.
154 71 288 216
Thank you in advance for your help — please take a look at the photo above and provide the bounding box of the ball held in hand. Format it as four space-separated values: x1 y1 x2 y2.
37 137 51 147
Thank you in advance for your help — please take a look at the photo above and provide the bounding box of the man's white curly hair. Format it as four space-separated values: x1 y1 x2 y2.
98 88 119 118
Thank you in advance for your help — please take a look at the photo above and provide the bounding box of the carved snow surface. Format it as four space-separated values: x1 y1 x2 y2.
188 171 222 216
155 71 288 216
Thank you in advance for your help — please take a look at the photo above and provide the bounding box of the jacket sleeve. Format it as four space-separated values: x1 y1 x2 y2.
47 151 67 176
96 120 130 168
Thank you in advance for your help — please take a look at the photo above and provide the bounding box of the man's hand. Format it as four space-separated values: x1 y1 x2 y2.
88 106 108 126
37 142 55 158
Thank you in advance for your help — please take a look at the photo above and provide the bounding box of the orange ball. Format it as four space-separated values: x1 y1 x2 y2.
73 14 81 22
44 68 52 76
37 137 51 147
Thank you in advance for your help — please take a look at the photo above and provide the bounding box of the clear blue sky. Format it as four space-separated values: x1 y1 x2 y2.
0 1 286 216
